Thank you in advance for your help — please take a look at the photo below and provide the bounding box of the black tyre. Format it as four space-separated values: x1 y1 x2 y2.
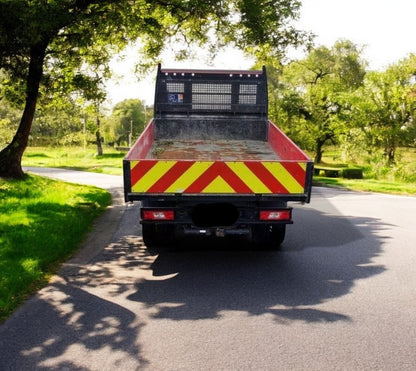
142 224 175 248
252 224 286 249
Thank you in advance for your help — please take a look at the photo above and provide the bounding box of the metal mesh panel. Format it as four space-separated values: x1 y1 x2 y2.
192 83 232 110
167 82 185 93
192 83 232 94
239 95 257 104
239 84 257 105
155 66 268 117
192 94 231 104
240 84 257 94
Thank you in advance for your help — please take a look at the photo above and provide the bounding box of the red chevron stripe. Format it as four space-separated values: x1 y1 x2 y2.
146 161 195 193
184 162 253 193
244 161 289 193
131 160 158 187
281 162 306 187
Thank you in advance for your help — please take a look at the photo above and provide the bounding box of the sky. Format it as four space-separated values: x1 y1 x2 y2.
105 0 416 107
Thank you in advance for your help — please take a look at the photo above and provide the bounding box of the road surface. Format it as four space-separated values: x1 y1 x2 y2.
1 168 416 370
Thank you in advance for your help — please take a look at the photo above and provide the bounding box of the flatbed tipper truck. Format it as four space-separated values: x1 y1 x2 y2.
123 65 313 249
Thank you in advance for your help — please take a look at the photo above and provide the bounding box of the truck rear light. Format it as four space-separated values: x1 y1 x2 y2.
259 209 291 221
142 210 174 221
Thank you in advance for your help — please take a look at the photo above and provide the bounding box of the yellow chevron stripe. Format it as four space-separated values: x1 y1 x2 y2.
262 162 304 193
202 176 235 193
131 161 176 192
298 162 307 171
165 161 213 193
130 160 306 195
226 162 271 193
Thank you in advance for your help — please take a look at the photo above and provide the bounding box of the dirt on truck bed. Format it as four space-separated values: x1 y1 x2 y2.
150 139 281 161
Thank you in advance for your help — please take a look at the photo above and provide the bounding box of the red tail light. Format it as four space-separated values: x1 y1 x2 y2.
142 210 174 221
259 209 291 221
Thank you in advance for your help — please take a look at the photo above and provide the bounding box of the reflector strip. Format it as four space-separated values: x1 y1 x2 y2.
281 162 307 187
262 162 304 193
142 210 174 220
130 160 307 195
165 162 214 193
260 210 291 221
184 162 252 193
243 162 289 193
147 161 195 193
227 162 271 193
132 161 176 192
131 160 158 188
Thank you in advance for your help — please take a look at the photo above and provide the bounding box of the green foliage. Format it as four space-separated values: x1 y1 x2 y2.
1 0 309 178
0 174 111 321
267 40 367 162
316 145 416 186
135 0 311 69
102 99 147 146
364 150 416 183
0 92 100 149
0 99 20 148
266 40 416 170
0 0 310 103
337 127 368 163
347 55 416 164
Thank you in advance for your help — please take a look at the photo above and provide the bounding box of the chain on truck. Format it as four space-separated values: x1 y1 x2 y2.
123 64 313 249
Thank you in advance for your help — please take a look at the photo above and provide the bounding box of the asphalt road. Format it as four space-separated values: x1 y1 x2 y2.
1 168 416 370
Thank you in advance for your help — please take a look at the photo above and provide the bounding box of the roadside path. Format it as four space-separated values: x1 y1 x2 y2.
24 166 122 189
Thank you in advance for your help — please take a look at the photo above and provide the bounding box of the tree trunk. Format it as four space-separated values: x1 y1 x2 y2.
0 43 46 179
96 116 103 156
314 139 325 163
386 146 395 165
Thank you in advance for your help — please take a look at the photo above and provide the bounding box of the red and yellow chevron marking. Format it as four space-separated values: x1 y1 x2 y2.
130 160 307 194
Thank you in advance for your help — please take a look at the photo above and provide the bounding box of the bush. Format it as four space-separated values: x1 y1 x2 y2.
392 162 416 183
342 168 363 179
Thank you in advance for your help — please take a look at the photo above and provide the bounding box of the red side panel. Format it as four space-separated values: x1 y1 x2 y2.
125 120 154 160
267 121 310 161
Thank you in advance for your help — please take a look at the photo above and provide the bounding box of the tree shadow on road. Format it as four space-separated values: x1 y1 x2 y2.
127 198 388 324
0 279 147 370
0 190 392 369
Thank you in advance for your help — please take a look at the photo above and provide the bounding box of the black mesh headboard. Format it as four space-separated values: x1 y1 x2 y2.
154 64 268 118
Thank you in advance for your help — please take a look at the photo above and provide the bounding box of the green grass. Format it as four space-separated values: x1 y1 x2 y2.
314 146 416 196
22 146 125 175
0 174 111 322
313 177 416 195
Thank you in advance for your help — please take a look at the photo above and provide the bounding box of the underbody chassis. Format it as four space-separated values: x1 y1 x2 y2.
138 195 294 249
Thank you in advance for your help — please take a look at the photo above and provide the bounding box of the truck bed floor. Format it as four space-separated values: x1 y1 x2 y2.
149 139 280 161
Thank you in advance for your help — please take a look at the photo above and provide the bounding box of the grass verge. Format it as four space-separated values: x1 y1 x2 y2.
22 146 125 175
313 176 416 195
0 174 111 322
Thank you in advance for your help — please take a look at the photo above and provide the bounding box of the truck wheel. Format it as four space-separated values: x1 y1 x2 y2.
142 224 157 247
142 224 174 248
252 224 285 250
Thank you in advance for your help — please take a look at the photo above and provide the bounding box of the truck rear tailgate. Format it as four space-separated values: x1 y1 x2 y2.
124 119 313 200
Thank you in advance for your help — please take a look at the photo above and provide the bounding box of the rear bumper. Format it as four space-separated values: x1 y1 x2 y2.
181 226 251 237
